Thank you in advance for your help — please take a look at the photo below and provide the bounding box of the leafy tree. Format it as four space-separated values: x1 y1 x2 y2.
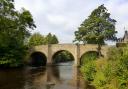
74 5 117 56
28 33 59 46
46 33 53 44
0 0 36 67
29 33 45 46
46 33 59 44
51 35 59 44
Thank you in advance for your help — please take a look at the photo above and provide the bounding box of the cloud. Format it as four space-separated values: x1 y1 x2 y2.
104 0 128 37
14 0 128 43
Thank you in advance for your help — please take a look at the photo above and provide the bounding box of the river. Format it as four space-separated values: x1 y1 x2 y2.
0 62 95 89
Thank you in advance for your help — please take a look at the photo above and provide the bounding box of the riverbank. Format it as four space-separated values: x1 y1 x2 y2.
80 46 128 89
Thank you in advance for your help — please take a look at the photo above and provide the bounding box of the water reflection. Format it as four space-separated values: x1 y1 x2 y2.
71 67 95 89
0 68 25 89
0 62 94 89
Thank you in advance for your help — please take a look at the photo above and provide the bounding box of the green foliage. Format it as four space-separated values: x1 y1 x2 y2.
93 71 107 87
0 0 36 67
80 51 98 65
28 32 59 46
74 4 117 44
81 60 96 81
29 33 46 46
52 35 59 44
45 33 59 44
116 43 128 47
107 47 122 61
81 46 128 89
53 51 74 63
74 4 117 56
80 52 98 81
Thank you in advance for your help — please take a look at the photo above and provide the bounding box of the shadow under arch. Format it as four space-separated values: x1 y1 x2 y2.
80 51 99 66
30 51 47 67
52 50 75 64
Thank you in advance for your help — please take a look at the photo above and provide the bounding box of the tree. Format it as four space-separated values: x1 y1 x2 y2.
46 33 53 44
29 33 45 46
0 0 36 67
46 33 59 44
51 35 59 44
74 4 117 56
28 33 59 46
53 51 74 63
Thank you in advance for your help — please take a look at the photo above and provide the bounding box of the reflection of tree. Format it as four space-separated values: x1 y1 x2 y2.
23 66 60 89
24 67 47 89
73 67 96 89
0 69 25 89
28 67 46 75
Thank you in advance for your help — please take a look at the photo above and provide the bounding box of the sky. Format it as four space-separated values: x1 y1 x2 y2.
14 0 128 43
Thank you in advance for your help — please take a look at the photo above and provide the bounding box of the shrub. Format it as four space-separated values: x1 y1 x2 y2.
81 46 128 89
81 60 96 81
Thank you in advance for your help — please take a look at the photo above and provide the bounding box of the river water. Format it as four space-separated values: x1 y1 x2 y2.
0 62 95 89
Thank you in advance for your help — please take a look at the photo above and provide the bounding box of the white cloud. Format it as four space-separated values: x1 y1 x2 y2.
104 0 128 38
14 0 128 43
46 14 67 26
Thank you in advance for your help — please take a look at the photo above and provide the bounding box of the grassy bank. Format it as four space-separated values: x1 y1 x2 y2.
80 47 128 89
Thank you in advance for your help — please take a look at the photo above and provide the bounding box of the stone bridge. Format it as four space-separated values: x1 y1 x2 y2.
29 44 109 66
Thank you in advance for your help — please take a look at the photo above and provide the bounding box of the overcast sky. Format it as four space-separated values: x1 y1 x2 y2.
14 0 128 43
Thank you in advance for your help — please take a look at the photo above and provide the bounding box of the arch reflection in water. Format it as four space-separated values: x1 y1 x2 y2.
26 65 92 89
45 64 90 89
0 63 96 89
23 67 47 89
24 66 61 89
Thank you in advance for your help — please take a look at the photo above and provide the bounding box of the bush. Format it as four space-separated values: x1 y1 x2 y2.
80 51 98 65
81 60 96 81
81 46 128 89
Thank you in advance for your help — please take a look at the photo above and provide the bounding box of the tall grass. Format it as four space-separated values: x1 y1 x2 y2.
81 46 128 89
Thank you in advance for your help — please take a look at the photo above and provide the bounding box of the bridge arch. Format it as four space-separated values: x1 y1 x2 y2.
49 44 78 65
30 44 109 66
52 50 75 64
30 51 47 67
80 51 99 65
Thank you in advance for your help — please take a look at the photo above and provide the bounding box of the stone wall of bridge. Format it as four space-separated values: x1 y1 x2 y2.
29 44 109 66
